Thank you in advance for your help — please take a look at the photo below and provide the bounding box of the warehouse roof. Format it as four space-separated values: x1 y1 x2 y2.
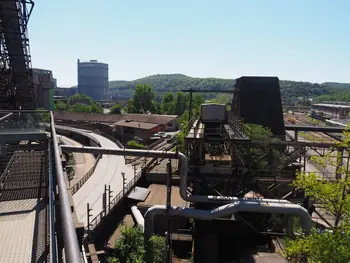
115 120 160 130
312 103 350 109
53 112 178 125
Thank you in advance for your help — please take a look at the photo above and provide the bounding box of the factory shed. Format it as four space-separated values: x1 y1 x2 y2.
311 103 350 119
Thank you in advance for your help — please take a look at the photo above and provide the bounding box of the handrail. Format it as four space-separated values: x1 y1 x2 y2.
88 156 154 231
49 142 57 263
50 112 81 263
71 154 102 195
0 112 13 122
125 137 166 164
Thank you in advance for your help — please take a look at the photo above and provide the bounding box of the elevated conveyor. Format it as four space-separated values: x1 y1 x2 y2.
0 0 35 109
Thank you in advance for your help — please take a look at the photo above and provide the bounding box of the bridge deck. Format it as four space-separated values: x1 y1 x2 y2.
0 150 49 263
0 198 49 263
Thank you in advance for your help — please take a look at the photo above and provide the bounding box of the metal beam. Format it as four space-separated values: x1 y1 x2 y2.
50 112 81 263
185 137 342 148
0 112 13 122
181 89 234 93
285 124 345 133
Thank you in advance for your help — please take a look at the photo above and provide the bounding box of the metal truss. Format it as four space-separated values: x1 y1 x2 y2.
0 0 35 110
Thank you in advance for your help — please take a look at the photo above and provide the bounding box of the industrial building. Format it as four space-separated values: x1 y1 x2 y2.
32 68 56 110
311 103 350 119
77 59 108 100
53 112 179 141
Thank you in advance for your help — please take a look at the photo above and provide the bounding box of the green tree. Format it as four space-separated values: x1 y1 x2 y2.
174 92 187 115
285 129 350 263
110 104 123 114
161 92 175 114
90 103 104 113
68 94 93 105
55 94 104 113
246 124 284 170
131 84 155 113
68 104 92 113
54 101 69 111
108 226 165 263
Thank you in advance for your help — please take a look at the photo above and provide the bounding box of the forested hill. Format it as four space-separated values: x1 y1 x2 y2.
55 74 350 104
109 74 233 98
108 74 350 103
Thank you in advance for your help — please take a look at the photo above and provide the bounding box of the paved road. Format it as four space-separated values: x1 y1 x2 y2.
72 132 135 226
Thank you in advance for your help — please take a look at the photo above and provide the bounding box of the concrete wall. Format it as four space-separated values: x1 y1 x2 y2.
32 68 54 110
164 118 179 132
312 105 350 119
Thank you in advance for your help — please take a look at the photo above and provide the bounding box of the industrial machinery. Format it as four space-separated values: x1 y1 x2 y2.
0 0 35 110
183 77 307 262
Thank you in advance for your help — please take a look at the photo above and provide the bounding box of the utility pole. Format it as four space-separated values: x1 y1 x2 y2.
103 185 107 216
165 159 173 263
121 172 126 195
87 203 93 239
108 185 112 212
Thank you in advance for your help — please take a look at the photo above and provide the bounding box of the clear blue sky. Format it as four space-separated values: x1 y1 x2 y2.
29 0 350 87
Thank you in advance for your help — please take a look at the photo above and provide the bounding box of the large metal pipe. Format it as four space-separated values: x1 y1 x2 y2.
143 202 312 242
0 112 13 122
50 113 81 263
131 206 145 231
61 145 291 205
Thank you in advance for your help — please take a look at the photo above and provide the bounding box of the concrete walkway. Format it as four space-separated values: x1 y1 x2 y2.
72 132 136 226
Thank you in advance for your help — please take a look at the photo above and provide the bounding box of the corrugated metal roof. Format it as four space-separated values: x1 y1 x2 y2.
53 112 178 125
312 103 350 109
127 187 150 201
115 120 160 130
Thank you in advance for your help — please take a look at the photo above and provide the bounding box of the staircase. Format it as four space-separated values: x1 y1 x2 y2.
283 147 306 167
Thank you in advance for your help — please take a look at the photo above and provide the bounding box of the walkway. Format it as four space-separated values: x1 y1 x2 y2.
72 132 135 226
0 198 48 263
0 147 49 263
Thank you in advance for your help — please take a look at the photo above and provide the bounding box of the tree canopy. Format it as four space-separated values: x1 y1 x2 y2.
54 94 104 113
54 74 350 106
285 129 350 263
108 226 165 263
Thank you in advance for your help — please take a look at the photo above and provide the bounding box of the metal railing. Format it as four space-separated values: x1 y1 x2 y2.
70 154 102 195
50 112 81 263
125 137 166 164
48 142 57 263
88 157 154 232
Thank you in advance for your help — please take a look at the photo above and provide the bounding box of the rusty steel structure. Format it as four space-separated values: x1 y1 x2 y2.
0 0 35 110
181 77 348 262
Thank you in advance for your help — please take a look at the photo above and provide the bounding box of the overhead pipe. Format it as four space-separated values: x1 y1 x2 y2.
61 145 292 205
143 202 312 242
0 112 13 122
131 206 145 231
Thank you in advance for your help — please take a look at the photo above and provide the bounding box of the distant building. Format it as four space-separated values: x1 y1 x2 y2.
32 68 55 110
77 59 109 100
52 112 179 141
311 103 350 119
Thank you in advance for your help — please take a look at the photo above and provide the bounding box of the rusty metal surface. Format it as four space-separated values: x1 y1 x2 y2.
53 111 179 125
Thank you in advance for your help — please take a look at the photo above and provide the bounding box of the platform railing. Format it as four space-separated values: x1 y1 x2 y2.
50 112 81 263
88 156 154 233
70 154 102 195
